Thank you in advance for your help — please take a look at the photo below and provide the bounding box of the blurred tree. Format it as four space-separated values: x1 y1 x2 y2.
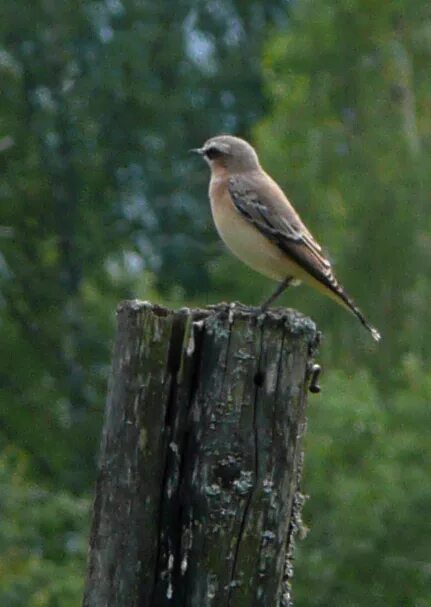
252 2 431 605
0 0 289 489
1 0 430 605
255 0 431 378
296 363 431 606
0 446 89 606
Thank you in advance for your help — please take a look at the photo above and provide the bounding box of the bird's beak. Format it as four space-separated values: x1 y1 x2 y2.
189 147 204 155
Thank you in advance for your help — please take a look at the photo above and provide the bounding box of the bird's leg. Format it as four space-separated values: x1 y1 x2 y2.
260 276 293 312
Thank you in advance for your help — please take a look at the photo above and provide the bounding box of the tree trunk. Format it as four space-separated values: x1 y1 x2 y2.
83 300 319 607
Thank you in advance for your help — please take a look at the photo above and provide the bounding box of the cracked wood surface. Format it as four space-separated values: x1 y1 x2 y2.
83 300 318 607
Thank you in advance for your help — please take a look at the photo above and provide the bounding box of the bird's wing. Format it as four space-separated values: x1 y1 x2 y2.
227 173 381 342
227 173 334 286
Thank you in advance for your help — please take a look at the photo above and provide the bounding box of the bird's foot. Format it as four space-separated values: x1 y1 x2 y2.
259 276 294 312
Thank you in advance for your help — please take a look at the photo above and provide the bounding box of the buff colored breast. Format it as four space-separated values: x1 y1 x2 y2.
209 175 298 281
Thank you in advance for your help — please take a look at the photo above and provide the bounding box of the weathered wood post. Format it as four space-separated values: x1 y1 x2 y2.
83 300 319 607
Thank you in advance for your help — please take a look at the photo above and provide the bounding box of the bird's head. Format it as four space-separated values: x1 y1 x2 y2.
191 135 260 173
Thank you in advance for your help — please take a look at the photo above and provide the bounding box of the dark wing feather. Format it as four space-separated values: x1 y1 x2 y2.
228 175 333 283
228 174 381 341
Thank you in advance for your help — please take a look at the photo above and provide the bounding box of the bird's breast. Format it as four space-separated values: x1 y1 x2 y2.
208 176 297 281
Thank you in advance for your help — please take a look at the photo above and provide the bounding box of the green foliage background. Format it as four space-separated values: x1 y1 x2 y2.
0 0 430 604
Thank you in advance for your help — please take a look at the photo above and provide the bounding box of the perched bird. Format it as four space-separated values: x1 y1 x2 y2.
192 134 381 342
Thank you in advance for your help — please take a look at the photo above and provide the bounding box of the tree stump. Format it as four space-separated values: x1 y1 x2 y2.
83 301 319 607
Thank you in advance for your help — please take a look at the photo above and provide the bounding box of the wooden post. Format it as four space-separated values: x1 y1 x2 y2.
83 300 319 607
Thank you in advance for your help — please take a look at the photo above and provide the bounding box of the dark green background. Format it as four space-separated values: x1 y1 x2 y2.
1 1 430 604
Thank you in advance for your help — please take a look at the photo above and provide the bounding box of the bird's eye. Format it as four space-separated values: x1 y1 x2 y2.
204 147 223 160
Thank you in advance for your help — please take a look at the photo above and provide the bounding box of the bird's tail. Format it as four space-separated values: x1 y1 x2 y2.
280 247 382 342
331 283 381 342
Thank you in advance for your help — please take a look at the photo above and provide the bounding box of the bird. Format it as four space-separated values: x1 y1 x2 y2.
191 134 381 342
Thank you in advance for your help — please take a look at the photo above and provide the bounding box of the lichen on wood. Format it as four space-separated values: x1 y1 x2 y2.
83 301 319 607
